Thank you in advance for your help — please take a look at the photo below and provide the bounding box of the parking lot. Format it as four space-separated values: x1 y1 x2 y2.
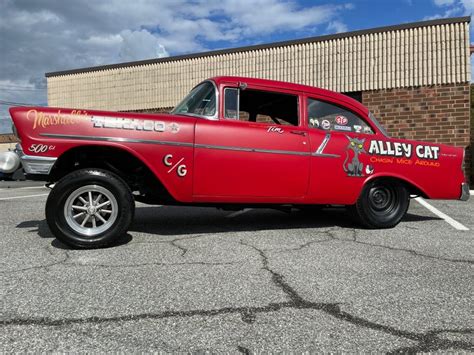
0 182 473 352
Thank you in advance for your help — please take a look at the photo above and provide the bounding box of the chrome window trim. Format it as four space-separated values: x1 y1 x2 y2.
369 112 390 137
171 80 219 121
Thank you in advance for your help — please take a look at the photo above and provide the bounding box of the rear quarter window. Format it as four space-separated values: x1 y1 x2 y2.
307 98 374 134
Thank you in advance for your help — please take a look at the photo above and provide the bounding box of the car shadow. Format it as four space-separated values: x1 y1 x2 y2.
15 207 441 249
129 206 441 236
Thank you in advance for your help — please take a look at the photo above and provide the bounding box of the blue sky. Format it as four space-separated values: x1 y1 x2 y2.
0 0 472 133
192 0 471 48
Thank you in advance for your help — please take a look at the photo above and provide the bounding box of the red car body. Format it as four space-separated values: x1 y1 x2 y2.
4 75 469 248
8 76 468 205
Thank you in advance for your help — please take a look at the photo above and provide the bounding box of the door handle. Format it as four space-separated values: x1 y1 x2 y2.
290 130 307 136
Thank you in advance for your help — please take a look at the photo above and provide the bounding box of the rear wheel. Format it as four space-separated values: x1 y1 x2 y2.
46 168 135 248
350 179 409 228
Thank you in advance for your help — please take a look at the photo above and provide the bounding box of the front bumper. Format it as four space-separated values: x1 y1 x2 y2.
460 182 470 201
0 144 57 175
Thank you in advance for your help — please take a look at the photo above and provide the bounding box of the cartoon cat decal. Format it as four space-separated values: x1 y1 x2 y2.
343 135 366 177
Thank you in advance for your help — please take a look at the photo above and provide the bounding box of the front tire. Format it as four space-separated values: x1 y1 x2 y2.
350 179 409 229
46 168 135 248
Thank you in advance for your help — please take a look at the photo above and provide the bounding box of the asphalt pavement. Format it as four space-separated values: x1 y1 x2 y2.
0 183 473 352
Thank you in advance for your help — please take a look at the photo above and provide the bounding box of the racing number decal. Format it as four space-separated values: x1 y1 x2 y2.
28 144 56 153
163 154 187 177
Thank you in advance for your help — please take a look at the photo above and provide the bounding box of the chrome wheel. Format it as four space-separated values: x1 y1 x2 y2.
64 185 118 237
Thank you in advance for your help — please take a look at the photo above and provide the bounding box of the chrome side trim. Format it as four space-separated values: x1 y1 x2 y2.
315 132 331 155
312 153 341 158
194 143 309 156
312 132 340 158
40 133 194 148
41 133 340 158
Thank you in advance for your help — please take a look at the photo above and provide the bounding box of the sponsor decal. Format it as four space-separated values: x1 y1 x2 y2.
368 140 440 160
163 154 187 177
368 140 441 168
368 140 412 158
92 116 165 132
415 145 440 160
343 136 366 177
28 144 55 153
335 115 348 126
415 160 441 168
309 118 319 128
363 126 373 134
169 122 180 133
27 109 86 130
334 125 352 132
342 138 441 175
321 120 331 130
353 125 362 133
267 126 284 134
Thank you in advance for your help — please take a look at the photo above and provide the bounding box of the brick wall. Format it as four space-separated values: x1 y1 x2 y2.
0 134 18 144
470 84 474 186
362 83 471 185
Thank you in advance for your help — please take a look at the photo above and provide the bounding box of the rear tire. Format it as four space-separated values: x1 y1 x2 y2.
350 179 409 228
46 168 135 249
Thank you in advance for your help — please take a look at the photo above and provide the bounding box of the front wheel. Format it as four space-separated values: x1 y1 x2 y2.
46 168 135 248
350 179 409 229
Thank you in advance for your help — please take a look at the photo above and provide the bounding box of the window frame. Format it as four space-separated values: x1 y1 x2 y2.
304 95 376 135
221 84 302 128
172 80 219 120
223 87 240 120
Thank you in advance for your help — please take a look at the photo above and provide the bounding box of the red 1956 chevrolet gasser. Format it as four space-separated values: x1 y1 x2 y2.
0 76 469 248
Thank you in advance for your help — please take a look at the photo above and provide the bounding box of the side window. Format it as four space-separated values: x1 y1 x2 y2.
307 98 374 134
224 88 239 119
224 88 299 126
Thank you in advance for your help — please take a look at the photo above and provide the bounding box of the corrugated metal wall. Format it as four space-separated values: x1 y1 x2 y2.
47 21 471 111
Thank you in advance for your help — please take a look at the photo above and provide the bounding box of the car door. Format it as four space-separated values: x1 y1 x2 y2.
305 95 377 204
193 85 310 202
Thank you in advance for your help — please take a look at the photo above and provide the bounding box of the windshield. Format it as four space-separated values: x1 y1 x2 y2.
369 112 390 137
172 81 217 118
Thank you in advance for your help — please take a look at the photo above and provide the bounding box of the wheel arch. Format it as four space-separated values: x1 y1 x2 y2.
49 144 175 203
363 173 430 199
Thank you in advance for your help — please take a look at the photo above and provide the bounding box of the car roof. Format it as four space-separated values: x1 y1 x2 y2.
210 76 369 116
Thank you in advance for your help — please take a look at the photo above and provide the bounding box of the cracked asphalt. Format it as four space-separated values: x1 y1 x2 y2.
0 183 473 352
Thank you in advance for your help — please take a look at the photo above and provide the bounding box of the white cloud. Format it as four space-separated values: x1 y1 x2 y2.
326 21 348 33
430 0 474 15
434 0 456 6
0 0 353 133
460 0 474 13
119 30 169 61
